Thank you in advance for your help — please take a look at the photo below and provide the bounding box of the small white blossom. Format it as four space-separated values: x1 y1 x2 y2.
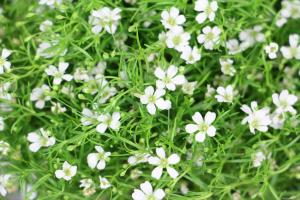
197 26 221 50
81 108 98 126
79 179 96 197
30 84 51 109
148 147 180 179
36 40 67 58
87 146 111 170
219 58 236 76
225 39 242 55
27 128 55 152
0 174 11 196
264 42 279 59
194 0 218 24
166 26 191 52
180 46 201 64
99 176 111 189
270 112 285 129
272 90 298 115
0 49 12 74
0 141 10 156
55 161 77 181
38 0 62 7
39 20 53 32
128 153 150 165
185 111 217 142
154 65 185 91
182 81 197 95
253 151 266 168
51 102 67 113
96 112 121 133
280 34 300 60
241 101 271 134
98 85 117 104
45 62 73 85
239 26 265 49
205 84 215 98
132 181 165 200
161 7 186 29
215 85 235 103
73 68 89 82
89 7 121 34
140 86 171 115
0 117 4 131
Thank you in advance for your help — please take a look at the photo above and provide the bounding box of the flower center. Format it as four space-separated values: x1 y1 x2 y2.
206 32 215 41
0 58 4 65
147 195 156 200
160 158 168 167
173 35 182 45
167 17 176 26
148 95 156 103
64 168 71 176
199 123 208 132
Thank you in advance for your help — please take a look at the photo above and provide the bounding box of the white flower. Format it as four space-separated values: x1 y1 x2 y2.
148 147 180 179
96 112 121 133
82 75 108 95
180 46 201 64
80 179 96 197
51 102 67 113
195 0 218 24
128 153 150 165
90 61 107 75
182 81 197 95
205 84 215 98
81 108 98 126
99 176 111 189
0 117 4 131
185 111 217 142
241 101 271 134
87 146 111 170
161 7 186 29
219 58 236 76
166 26 191 52
275 16 287 27
272 90 298 115
73 68 90 82
130 169 143 180
36 40 67 58
239 26 265 49
132 181 165 200
140 86 171 115
39 20 53 32
197 26 221 50
45 62 73 85
27 128 55 152
30 84 51 109
154 65 185 91
90 7 121 34
270 112 285 129
264 42 279 59
0 141 10 156
280 34 300 60
98 85 117 104
215 85 235 103
253 151 266 168
55 161 77 181
280 0 300 20
225 39 242 55
0 174 11 196
0 49 12 74
38 0 62 7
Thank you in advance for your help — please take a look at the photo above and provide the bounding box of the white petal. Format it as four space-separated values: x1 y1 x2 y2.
156 147 166 158
132 189 146 200
172 75 186 85
154 189 165 200
195 133 206 142
145 86 154 95
146 103 156 115
29 143 41 152
207 126 216 137
96 123 108 133
148 156 161 165
168 154 180 165
2 49 11 58
154 67 165 79
196 13 207 24
62 74 73 82
185 124 198 133
151 166 163 179
167 65 178 78
58 62 69 72
96 159 106 170
55 170 65 179
166 167 179 178
192 112 203 124
140 181 153 195
204 111 216 124
87 153 99 169
27 132 39 142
